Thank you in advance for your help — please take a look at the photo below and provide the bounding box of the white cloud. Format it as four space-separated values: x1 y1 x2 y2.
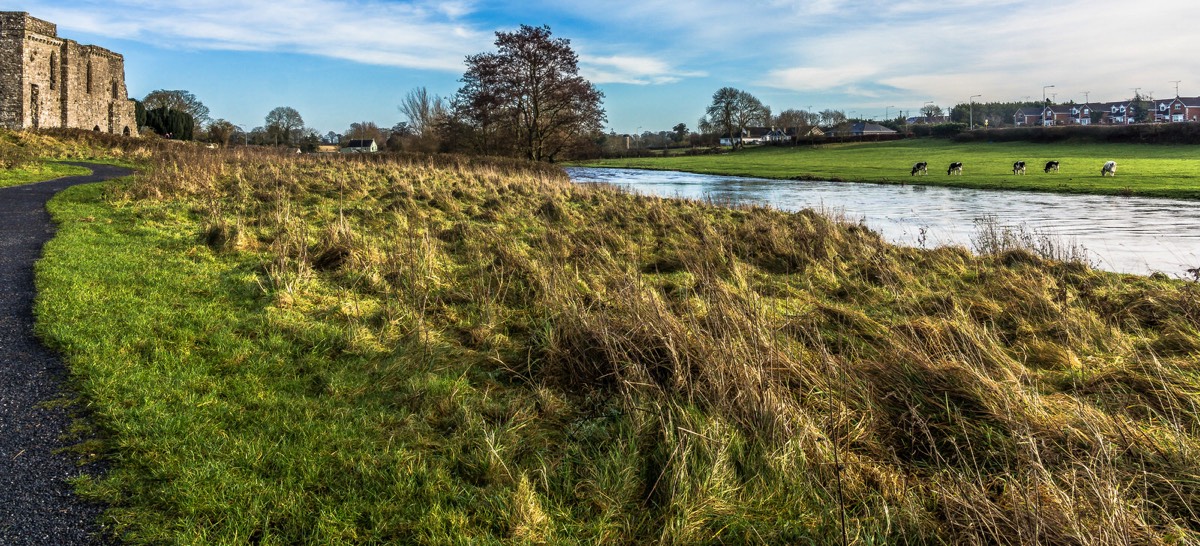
581 55 706 85
755 0 1200 108
26 0 492 71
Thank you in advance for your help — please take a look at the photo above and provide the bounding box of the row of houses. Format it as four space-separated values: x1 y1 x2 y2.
1014 96 1200 126
719 122 901 145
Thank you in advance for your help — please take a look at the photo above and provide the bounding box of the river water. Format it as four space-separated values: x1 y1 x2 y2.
565 167 1200 277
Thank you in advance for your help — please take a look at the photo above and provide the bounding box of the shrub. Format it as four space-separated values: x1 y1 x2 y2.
955 122 1200 144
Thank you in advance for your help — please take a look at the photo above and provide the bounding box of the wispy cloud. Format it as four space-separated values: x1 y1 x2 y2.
755 0 1200 107
581 55 706 85
25 0 492 71
19 0 1200 129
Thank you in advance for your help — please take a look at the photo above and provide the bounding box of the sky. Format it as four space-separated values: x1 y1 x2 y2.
12 0 1200 136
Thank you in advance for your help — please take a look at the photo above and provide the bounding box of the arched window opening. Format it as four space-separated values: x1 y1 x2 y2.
93 125 101 132
123 126 131 136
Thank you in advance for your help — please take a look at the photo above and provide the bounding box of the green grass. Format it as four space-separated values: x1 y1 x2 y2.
34 145 1200 544
582 140 1200 199
0 161 90 188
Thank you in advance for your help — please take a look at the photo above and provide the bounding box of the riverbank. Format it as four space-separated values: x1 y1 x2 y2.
566 166 1200 276
578 140 1200 199
35 141 1200 543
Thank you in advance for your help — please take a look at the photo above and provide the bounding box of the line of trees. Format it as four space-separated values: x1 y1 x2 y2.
125 26 609 161
694 87 850 147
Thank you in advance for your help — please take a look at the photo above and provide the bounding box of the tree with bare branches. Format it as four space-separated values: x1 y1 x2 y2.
455 25 605 161
701 87 768 149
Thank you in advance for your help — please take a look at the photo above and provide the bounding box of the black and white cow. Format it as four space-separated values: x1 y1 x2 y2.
1044 160 1060 173
1013 161 1026 175
911 161 928 176
1101 160 1117 176
947 162 963 175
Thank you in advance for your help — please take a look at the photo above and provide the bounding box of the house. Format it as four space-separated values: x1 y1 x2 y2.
760 127 790 143
1068 103 1096 125
1155 96 1200 122
719 127 769 146
340 139 378 153
1099 101 1142 124
796 126 825 138
1041 104 1079 126
1013 107 1044 126
827 122 897 137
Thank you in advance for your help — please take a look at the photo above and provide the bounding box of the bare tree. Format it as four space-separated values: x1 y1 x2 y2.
774 108 812 142
206 119 238 147
921 104 944 119
264 106 304 146
819 109 847 127
399 87 447 137
456 25 606 161
343 121 387 145
703 87 768 149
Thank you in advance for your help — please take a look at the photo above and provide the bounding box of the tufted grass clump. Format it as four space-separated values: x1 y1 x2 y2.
34 142 1200 544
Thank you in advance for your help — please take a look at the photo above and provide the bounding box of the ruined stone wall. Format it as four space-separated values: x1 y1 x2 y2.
0 13 30 129
0 12 137 135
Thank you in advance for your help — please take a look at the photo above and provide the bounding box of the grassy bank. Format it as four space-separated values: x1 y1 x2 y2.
582 140 1200 199
1 127 169 187
36 145 1200 544
0 161 91 188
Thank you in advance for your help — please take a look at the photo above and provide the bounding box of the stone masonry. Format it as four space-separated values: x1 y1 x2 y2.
0 12 137 135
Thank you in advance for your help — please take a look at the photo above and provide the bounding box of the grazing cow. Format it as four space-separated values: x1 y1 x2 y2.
1044 160 1060 173
1101 160 1117 176
911 161 928 176
1013 161 1026 175
947 162 963 175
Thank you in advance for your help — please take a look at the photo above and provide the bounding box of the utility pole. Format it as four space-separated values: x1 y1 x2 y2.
969 94 981 129
1042 85 1054 126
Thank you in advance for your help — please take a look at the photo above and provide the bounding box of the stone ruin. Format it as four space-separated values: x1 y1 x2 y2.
0 11 137 136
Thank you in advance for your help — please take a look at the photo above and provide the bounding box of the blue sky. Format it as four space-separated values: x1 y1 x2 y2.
14 0 1200 135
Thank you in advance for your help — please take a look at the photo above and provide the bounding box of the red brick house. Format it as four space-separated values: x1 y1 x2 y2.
1154 96 1200 122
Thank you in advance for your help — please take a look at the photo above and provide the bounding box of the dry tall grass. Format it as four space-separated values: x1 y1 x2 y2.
104 145 1200 543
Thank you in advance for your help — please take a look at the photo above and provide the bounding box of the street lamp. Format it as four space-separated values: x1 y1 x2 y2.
885 105 895 121
1042 85 1055 126
969 94 981 129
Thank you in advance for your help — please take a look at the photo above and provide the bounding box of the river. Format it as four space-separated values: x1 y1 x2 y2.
565 167 1200 277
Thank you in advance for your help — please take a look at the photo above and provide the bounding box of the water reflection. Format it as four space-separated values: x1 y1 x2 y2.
566 167 1200 276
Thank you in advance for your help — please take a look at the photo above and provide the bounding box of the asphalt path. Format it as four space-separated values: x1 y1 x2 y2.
0 163 134 545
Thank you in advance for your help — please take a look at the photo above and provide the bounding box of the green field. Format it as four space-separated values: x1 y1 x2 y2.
582 140 1200 199
29 135 1200 544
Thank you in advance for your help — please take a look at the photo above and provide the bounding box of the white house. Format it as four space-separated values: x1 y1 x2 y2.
340 139 378 153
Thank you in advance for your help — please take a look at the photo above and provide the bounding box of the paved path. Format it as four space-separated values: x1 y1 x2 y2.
0 163 134 545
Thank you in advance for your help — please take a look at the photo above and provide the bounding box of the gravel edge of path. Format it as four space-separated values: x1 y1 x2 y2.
0 163 135 545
